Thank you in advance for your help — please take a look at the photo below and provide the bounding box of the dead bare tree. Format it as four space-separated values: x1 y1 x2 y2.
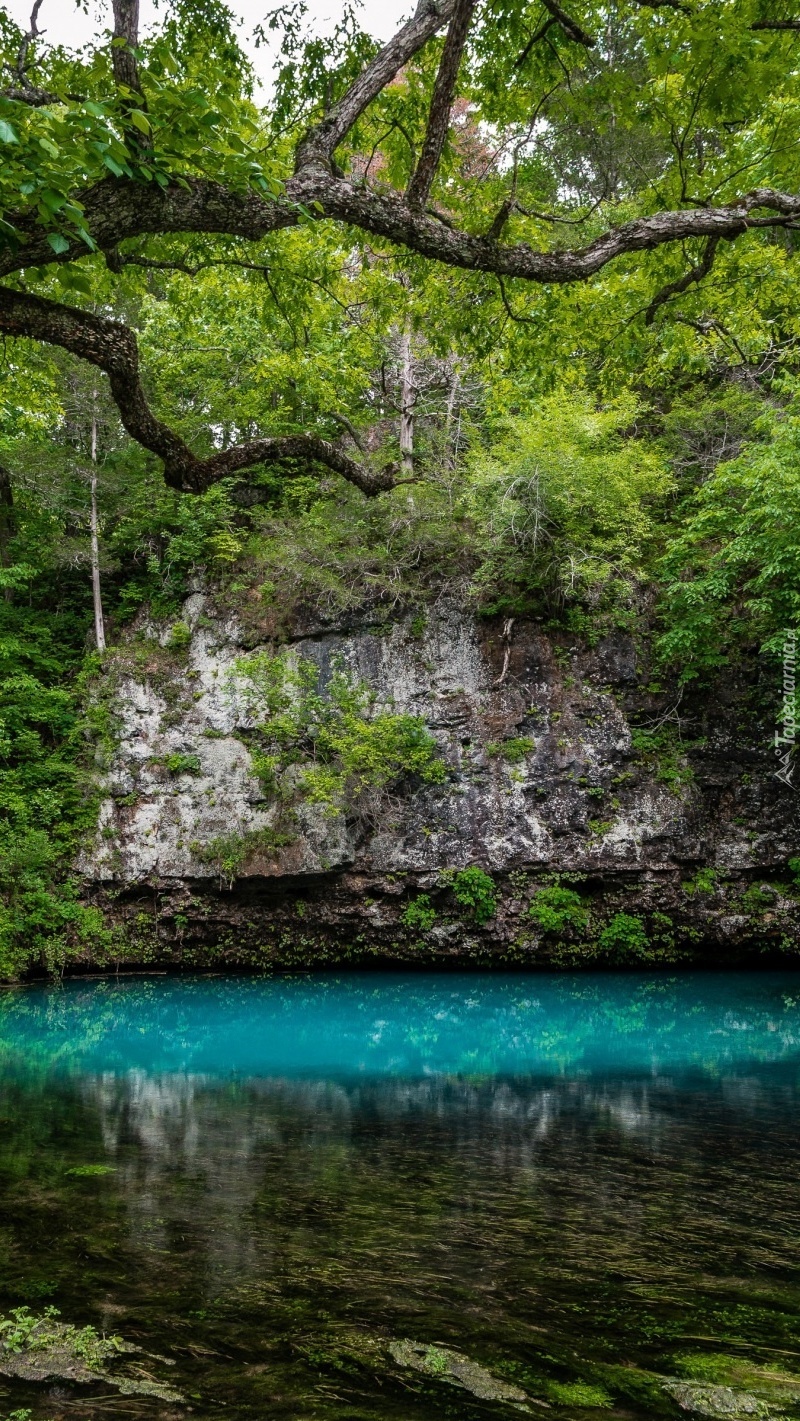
89 388 106 653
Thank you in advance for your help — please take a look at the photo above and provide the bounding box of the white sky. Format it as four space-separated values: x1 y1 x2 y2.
4 0 410 87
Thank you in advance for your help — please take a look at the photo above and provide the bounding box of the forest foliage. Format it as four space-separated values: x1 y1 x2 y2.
0 0 798 971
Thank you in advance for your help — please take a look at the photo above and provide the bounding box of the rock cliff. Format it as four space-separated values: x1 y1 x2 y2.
78 591 800 967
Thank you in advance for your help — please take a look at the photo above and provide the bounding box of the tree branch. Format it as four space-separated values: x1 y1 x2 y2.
1 0 68 105
630 0 691 13
514 20 556 70
0 286 394 495
405 0 477 210
539 0 596 46
14 0 44 78
671 313 748 362
751 18 800 28
644 234 719 325
295 0 459 169
496 274 537 324
4 176 800 291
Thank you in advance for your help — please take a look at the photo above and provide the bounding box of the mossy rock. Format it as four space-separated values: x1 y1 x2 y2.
0 1307 183 1403
664 1380 774 1417
388 1339 530 1408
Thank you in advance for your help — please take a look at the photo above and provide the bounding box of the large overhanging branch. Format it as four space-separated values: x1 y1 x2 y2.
1 184 798 497
0 287 394 495
2 0 800 497
3 179 799 285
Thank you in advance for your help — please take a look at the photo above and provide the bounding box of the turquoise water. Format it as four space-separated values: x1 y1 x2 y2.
0 970 799 1418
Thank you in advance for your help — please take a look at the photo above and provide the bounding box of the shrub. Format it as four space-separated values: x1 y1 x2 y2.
528 885 589 935
467 391 672 615
684 867 717 895
401 894 437 932
597 912 650 961
451 867 497 924
166 620 192 651
658 401 800 677
193 827 294 887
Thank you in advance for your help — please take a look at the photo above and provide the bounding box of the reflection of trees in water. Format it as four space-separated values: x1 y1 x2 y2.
77 1069 800 1309
3 972 800 1080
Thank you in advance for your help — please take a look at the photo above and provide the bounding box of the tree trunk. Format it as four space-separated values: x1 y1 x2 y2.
111 0 141 92
444 360 461 468
399 320 416 475
90 394 106 653
0 464 14 602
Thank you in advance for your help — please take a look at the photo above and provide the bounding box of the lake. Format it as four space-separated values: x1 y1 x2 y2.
0 970 799 1419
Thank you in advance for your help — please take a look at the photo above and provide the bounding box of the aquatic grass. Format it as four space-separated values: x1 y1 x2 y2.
64 1164 115 1177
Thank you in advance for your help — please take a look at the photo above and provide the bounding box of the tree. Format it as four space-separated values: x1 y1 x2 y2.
0 0 799 497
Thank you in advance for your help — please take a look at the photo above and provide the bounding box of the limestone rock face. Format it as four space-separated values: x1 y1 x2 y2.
78 593 799 964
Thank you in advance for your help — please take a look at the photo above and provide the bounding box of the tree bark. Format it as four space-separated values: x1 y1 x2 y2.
111 0 142 93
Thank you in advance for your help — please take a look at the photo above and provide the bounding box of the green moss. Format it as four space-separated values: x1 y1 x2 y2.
547 1380 613 1408
741 884 776 912
486 736 536 763
64 1164 116 1177
630 726 694 792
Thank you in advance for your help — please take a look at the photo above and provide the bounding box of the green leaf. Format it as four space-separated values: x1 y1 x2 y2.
101 155 127 177
0 121 19 145
55 268 93 295
75 227 97 251
128 110 151 135
46 233 70 255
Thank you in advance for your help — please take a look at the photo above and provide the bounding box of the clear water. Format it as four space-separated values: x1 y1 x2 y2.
1 970 800 1420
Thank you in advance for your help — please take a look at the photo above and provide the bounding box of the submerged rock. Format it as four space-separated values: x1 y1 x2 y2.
664 1380 773 1417
388 1338 535 1409
0 1306 183 1403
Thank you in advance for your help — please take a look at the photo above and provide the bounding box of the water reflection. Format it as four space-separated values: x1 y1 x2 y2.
1 969 800 1077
